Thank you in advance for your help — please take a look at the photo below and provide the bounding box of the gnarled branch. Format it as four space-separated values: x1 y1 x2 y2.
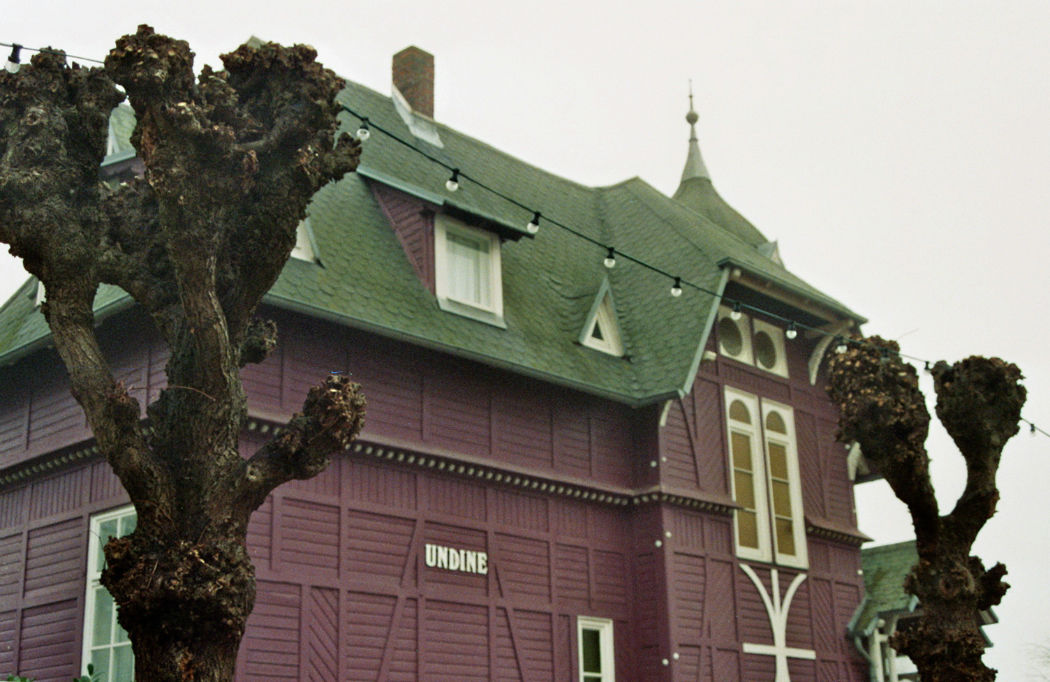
239 375 365 510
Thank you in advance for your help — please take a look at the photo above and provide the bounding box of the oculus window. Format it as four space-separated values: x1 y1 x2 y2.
717 305 788 378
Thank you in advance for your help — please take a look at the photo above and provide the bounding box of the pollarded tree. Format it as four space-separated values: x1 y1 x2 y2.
827 336 1025 681
0 27 365 681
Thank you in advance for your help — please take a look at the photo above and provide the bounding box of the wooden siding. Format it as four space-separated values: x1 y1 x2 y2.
0 303 870 680
242 454 638 680
370 181 435 293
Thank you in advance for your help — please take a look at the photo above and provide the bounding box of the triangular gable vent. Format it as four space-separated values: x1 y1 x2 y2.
580 282 624 357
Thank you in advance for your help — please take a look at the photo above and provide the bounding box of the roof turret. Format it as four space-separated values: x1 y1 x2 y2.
672 87 767 246
679 85 710 182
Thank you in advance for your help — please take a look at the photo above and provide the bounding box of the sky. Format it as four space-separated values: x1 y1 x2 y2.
4 0 1050 677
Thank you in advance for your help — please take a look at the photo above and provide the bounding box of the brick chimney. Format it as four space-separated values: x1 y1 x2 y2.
392 46 434 118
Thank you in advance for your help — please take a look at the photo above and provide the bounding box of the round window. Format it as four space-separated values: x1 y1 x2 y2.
754 330 778 369
719 317 744 356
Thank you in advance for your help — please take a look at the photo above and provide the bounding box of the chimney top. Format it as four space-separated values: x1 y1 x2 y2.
392 46 434 118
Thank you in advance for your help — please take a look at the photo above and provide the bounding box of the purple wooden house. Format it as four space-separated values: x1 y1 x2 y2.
0 46 872 681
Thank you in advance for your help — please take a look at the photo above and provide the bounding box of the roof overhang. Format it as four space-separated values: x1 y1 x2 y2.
718 257 866 327
357 165 532 241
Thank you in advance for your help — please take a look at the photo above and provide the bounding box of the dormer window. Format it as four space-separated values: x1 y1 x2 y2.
434 214 505 327
291 218 319 262
580 280 624 356
717 305 787 378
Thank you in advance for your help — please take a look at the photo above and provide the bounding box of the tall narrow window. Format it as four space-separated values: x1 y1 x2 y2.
725 390 807 568
762 401 806 567
726 392 770 561
83 506 137 681
577 616 615 682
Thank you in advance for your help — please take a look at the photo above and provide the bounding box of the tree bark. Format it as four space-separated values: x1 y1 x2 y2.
827 337 1024 681
0 27 365 680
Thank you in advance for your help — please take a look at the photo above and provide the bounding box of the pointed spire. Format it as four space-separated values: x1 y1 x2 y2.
679 81 710 182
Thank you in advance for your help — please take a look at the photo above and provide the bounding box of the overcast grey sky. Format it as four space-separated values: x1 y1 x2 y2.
4 1 1049 677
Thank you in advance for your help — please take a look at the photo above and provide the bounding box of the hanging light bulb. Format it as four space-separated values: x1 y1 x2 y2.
834 336 848 354
603 247 616 269
445 168 460 192
730 302 743 321
786 322 798 340
526 211 541 235
355 118 371 141
670 277 683 298
5 44 22 74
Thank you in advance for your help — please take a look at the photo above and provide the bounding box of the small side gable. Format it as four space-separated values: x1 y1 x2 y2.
291 217 321 263
579 278 624 357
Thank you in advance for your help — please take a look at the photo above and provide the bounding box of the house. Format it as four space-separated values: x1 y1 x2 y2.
0 46 871 681
849 541 997 682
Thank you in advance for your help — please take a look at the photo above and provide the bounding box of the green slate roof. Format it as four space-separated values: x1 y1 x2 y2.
0 75 863 405
857 541 919 630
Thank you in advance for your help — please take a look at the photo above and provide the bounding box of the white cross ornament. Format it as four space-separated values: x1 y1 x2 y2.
740 563 816 682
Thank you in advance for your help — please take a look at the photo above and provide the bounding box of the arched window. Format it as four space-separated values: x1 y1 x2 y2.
725 389 807 568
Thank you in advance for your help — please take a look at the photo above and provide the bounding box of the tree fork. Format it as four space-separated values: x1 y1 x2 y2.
827 336 1024 680
1 26 363 680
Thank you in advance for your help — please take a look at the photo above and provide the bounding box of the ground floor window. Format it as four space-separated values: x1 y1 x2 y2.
83 505 137 681
577 616 615 681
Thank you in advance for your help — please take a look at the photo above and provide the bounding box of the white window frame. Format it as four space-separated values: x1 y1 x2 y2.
580 281 623 356
717 305 790 379
291 217 319 262
434 214 505 327
761 399 807 568
82 505 137 681
725 389 807 568
577 616 615 682
725 390 772 562
752 318 788 377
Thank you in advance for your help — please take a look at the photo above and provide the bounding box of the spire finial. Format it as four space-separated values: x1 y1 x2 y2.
675 79 709 184
686 80 699 128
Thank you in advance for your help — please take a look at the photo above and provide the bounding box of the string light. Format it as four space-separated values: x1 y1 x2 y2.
445 168 460 192
526 211 541 235
5 44 21 74
0 41 105 67
355 117 371 141
2 40 1044 441
730 301 743 321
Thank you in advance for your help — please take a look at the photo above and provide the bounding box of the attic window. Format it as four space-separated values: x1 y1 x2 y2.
291 218 319 262
580 282 623 356
717 305 788 378
434 214 505 328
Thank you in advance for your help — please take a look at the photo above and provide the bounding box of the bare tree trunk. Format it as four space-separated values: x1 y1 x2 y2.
827 337 1023 681
0 26 366 680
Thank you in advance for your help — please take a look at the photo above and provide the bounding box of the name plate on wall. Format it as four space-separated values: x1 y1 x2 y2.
425 543 489 575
